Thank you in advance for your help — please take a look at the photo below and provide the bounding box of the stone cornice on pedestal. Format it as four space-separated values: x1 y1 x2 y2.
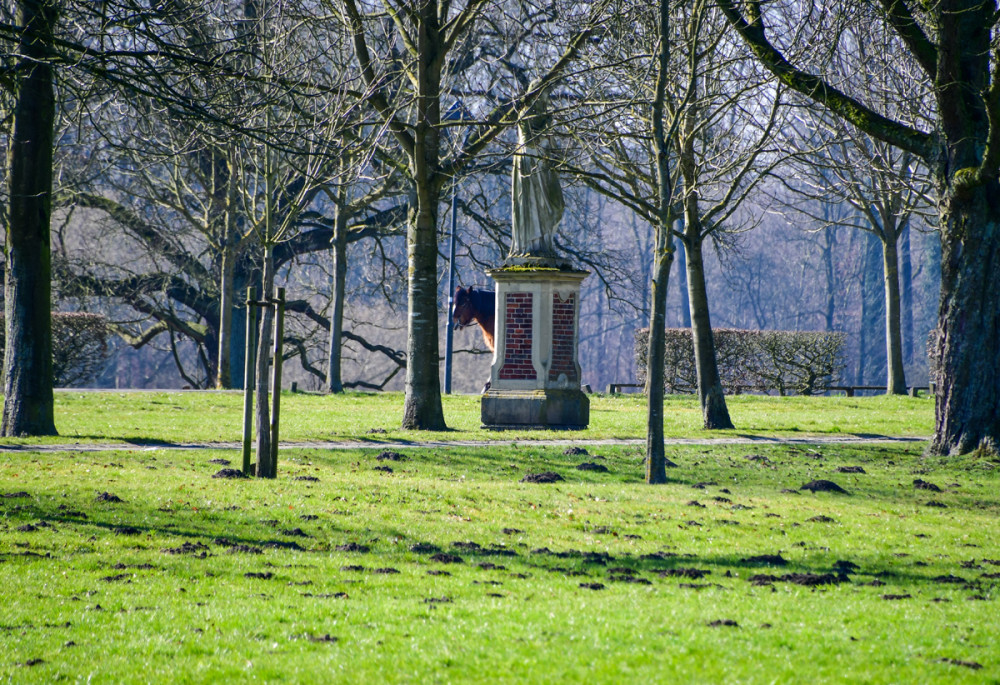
488 265 589 282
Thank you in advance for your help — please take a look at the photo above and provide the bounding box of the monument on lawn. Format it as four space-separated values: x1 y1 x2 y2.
481 87 589 429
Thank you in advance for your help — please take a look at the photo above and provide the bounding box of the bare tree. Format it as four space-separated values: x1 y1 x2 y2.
720 0 1000 455
568 0 788 433
335 0 610 429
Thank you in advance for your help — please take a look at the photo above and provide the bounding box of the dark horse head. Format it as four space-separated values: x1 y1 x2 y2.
452 286 496 352
453 286 485 329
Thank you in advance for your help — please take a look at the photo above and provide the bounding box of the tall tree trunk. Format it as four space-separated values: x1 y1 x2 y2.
822 228 837 331
882 235 907 394
930 183 1000 454
255 245 274 477
216 246 235 388
859 231 885 386
645 0 675 484
685 237 733 429
327 202 348 393
2 0 57 437
401 2 446 430
899 221 913 367
215 147 239 389
675 235 691 328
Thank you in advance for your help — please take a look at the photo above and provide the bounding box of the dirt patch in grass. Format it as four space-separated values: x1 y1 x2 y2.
931 574 967 584
429 553 463 564
800 480 849 494
424 596 452 604
521 472 564 483
113 526 142 536
376 451 408 462
914 479 942 492
335 543 369 553
564 447 588 456
741 554 788 566
293 476 319 482
576 462 609 472
579 582 605 590
837 466 866 474
212 469 246 479
938 658 982 670
162 542 210 557
95 492 124 503
658 568 711 579
207 459 230 465
245 572 273 579
373 466 393 473
100 573 133 583
750 573 844 586
262 542 304 556
410 543 441 554
708 619 738 627
609 574 651 584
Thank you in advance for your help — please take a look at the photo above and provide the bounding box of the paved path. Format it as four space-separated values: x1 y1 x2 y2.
0 435 928 453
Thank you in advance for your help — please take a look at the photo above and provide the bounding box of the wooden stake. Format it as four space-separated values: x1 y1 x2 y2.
241 286 257 475
269 287 285 477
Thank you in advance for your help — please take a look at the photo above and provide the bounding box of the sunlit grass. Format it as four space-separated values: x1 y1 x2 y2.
0 390 935 446
1 441 995 682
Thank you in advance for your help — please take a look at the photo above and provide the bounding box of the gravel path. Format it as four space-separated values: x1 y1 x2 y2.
0 435 928 453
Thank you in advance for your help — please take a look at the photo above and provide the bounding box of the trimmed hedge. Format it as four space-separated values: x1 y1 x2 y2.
635 327 846 396
0 312 111 387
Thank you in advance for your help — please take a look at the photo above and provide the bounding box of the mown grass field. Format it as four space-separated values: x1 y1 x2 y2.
0 391 935 445
1 392 996 683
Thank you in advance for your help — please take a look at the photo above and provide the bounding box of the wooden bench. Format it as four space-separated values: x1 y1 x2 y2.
829 385 930 397
606 383 643 394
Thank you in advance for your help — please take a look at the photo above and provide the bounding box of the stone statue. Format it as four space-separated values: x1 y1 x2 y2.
509 89 565 266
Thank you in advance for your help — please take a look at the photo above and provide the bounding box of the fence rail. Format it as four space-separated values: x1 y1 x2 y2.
605 383 933 397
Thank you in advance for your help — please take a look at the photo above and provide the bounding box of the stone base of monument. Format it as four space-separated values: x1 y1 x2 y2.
481 389 589 430
481 266 589 429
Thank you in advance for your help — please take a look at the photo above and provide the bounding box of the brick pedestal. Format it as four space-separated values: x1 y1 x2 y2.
481 267 589 429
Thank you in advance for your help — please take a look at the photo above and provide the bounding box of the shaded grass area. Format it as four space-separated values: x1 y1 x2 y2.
1 441 996 683
0 391 935 446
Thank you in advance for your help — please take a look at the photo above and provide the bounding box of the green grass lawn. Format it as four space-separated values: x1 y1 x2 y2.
2 439 997 683
0 391 935 445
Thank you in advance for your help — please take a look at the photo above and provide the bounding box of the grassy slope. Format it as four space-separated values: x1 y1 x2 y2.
0 391 936 445
1 440 997 683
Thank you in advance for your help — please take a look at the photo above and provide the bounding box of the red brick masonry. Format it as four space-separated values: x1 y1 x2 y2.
549 292 578 382
499 292 536 380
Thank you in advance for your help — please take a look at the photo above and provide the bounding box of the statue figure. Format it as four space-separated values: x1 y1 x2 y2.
509 89 565 265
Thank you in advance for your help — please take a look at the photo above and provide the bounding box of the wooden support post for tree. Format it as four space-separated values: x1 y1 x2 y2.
241 286 257 475
268 288 285 478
